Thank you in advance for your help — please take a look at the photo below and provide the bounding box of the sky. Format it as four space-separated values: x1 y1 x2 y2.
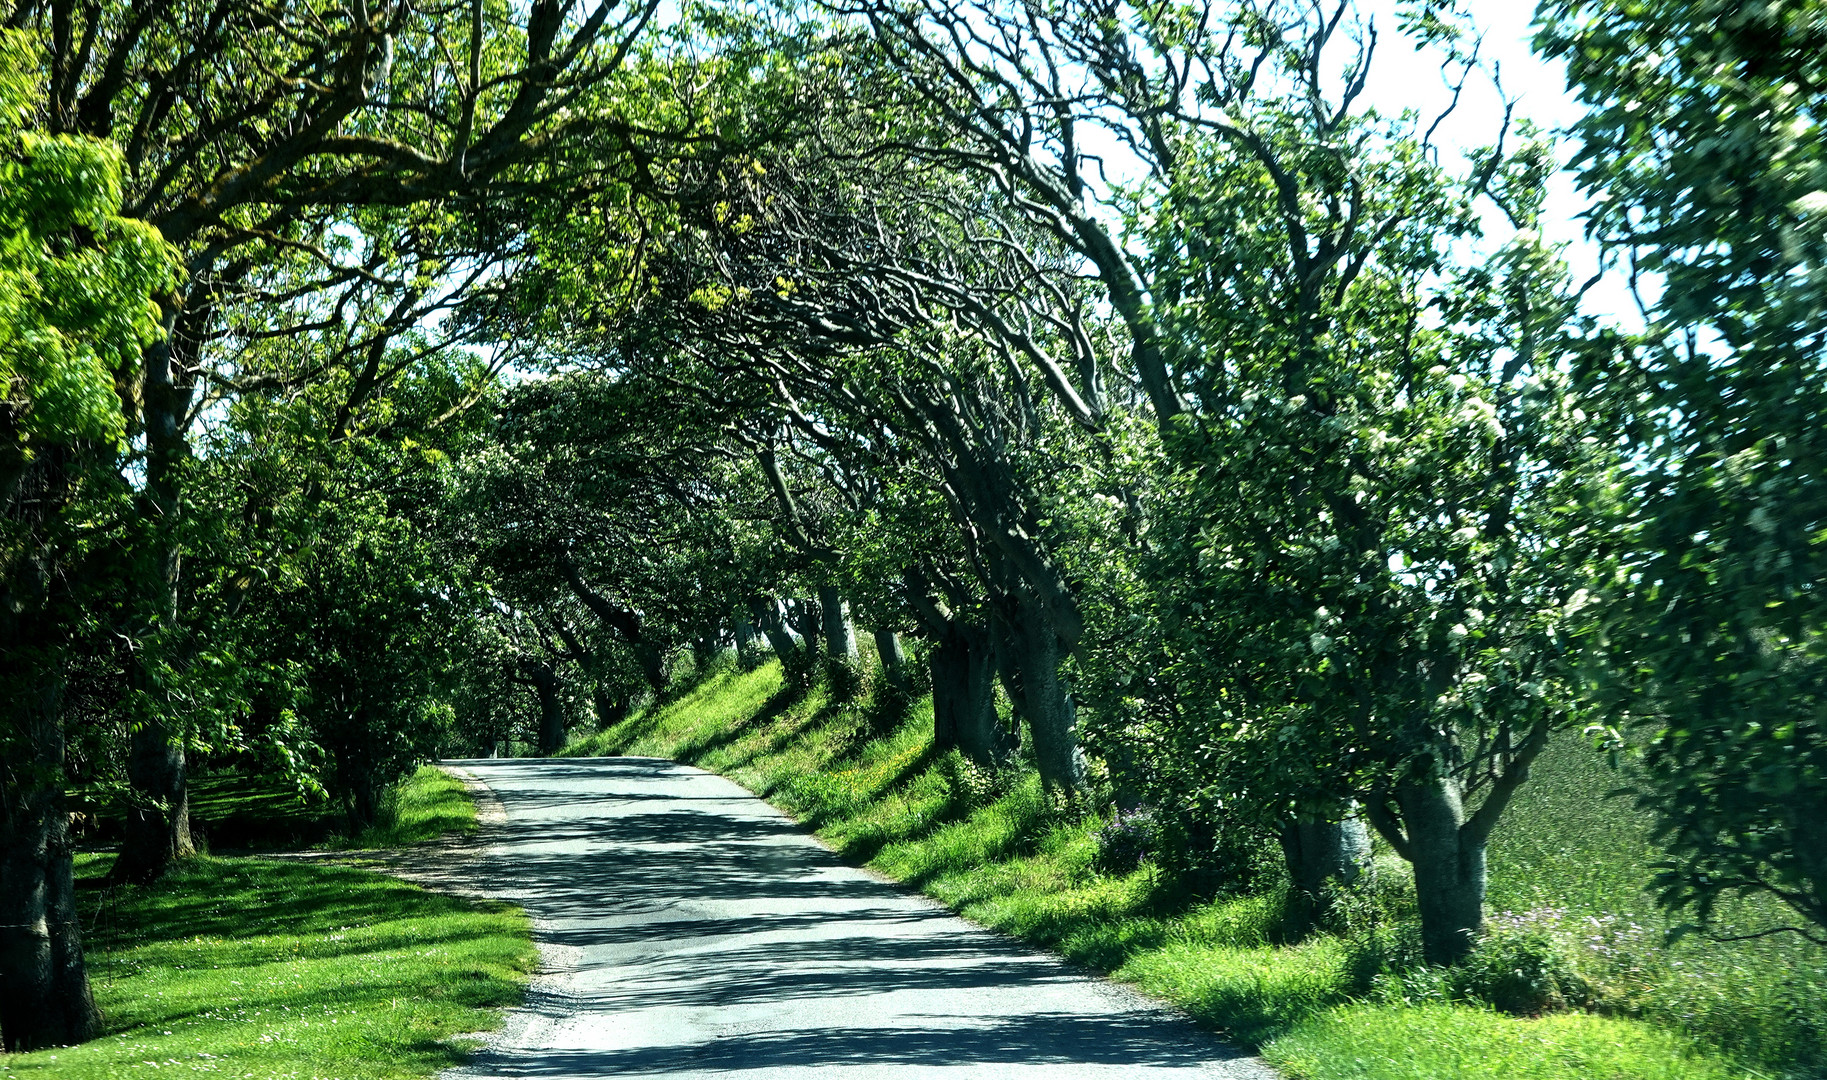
1350 0 1642 326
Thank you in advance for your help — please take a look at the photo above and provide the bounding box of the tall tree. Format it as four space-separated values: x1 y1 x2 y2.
0 27 177 1047
10 0 666 880
1541 0 1827 944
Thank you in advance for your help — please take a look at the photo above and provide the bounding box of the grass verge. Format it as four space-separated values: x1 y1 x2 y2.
337 765 480 850
6 767 532 1079
565 657 1819 1080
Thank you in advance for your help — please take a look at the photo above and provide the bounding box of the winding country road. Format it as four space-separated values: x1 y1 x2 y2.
441 757 1277 1080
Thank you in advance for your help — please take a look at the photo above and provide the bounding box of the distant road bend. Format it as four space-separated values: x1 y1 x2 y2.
442 757 1278 1079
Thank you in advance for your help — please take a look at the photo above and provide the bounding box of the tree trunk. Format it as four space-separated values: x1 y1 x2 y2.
735 616 761 670
633 642 667 693
873 628 909 691
749 597 800 661
691 630 718 672
999 599 1086 794
592 682 626 729
790 597 822 664
930 623 1014 766
561 559 666 692
818 587 858 661
0 665 100 1051
1279 814 1373 935
530 664 566 757
113 701 194 883
1397 777 1486 965
114 325 196 883
1280 817 1372 897
347 774 384 835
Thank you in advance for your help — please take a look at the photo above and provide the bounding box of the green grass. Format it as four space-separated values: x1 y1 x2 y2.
182 772 340 850
2 856 533 1080
1266 1005 1740 1080
567 656 1817 1080
1483 734 1827 1073
90 762 476 855
7 765 529 1079
336 765 479 850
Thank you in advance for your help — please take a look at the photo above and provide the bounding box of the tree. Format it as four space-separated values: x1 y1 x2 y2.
11 0 668 881
0 27 177 1048
1540 0 1827 944
822 0 1623 957
196 336 494 831
485 35 1120 790
460 372 758 700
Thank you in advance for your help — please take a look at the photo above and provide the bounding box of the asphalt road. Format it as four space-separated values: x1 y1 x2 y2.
443 757 1277 1080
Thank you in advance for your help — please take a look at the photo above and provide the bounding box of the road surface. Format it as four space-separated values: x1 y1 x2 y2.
442 757 1277 1079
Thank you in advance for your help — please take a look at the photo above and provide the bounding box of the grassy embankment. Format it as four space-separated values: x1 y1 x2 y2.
565 657 1826 1080
3 766 534 1080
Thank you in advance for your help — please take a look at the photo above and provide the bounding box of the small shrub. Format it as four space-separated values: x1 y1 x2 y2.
778 644 819 689
1095 807 1160 874
940 750 1019 811
865 677 916 737
1150 808 1281 899
1369 958 1455 1007
1452 910 1594 1016
826 655 864 701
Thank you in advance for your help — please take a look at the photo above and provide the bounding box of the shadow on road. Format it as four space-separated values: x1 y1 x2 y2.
445 757 1273 1079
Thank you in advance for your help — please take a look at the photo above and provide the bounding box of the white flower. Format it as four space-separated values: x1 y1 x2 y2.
1791 191 1827 217
1458 397 1506 439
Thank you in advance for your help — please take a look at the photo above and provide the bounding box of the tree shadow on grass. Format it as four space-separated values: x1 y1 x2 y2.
82 857 499 952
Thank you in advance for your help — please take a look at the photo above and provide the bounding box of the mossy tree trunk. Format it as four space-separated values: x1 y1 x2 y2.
528 662 566 757
873 628 909 692
0 658 99 1051
749 596 802 665
929 623 1013 766
1279 815 1373 934
997 596 1086 795
817 587 857 661
734 615 761 670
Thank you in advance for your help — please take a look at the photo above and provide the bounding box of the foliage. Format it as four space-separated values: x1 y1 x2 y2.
1451 912 1595 1017
1093 807 1160 875
0 30 176 460
179 344 494 828
1540 0 1827 944
4 0 1826 1067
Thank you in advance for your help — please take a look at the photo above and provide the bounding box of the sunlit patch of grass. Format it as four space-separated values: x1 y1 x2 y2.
3 856 534 1080
319 764 479 850
1485 733 1827 1074
1264 1004 1745 1080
